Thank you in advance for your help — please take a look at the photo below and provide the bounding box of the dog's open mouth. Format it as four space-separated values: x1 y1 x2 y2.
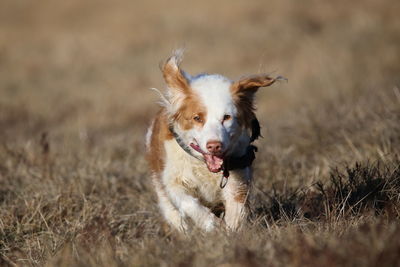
190 143 224 173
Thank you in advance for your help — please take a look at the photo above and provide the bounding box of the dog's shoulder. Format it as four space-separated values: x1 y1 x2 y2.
146 108 173 174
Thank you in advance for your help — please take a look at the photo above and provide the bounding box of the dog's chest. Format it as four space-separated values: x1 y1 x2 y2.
163 139 222 203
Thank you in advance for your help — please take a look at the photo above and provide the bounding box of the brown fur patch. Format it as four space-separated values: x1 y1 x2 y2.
231 74 276 129
172 91 207 130
146 109 173 174
231 88 257 129
162 53 207 130
232 75 276 94
234 184 249 203
162 56 190 95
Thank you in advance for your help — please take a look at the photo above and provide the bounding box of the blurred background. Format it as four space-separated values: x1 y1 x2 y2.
1 0 399 142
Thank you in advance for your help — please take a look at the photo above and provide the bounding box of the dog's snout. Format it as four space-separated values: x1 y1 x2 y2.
206 140 222 154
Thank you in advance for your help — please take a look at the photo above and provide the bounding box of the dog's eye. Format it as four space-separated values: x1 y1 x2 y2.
193 115 203 123
223 114 231 121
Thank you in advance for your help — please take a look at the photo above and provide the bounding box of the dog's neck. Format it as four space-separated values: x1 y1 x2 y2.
168 124 204 162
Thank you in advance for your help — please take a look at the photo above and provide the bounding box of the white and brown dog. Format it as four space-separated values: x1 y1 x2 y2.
146 50 281 232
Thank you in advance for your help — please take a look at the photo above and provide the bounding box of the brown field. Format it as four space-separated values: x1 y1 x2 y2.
1 0 400 266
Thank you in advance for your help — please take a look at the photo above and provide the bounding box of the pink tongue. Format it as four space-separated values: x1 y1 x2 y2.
190 143 224 173
203 154 224 173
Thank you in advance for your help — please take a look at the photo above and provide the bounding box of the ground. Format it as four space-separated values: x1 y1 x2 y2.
0 0 400 266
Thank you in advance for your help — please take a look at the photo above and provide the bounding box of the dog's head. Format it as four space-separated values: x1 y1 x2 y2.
161 51 278 173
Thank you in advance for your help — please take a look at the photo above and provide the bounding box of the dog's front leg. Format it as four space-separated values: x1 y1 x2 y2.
153 178 188 232
222 169 251 231
166 183 221 232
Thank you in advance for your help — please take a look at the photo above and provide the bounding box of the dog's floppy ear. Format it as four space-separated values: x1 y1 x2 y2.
231 74 279 96
231 74 284 129
162 50 191 98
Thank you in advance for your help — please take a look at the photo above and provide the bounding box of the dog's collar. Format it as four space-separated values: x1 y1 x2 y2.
168 120 259 187
168 124 204 161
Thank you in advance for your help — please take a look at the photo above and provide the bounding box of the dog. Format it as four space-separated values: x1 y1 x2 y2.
146 50 281 232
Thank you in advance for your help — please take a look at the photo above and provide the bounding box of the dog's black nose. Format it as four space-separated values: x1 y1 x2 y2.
206 140 222 154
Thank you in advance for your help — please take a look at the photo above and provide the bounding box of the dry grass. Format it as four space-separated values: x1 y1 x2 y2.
1 0 400 266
